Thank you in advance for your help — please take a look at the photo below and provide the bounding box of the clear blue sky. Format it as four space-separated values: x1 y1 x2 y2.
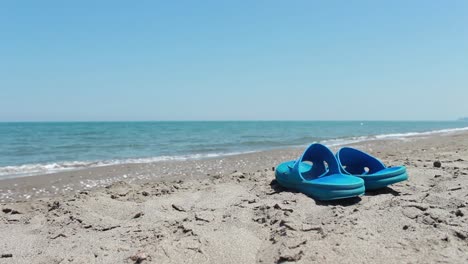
1 1 467 121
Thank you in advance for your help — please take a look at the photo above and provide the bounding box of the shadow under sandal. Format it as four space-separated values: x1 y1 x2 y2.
275 143 365 201
336 147 408 191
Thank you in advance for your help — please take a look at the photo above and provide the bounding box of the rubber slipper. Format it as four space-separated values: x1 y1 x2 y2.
336 147 408 190
275 143 365 200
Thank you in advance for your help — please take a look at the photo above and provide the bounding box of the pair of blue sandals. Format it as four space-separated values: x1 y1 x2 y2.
275 143 408 200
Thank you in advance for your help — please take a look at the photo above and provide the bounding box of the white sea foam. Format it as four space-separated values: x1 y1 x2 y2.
322 136 371 147
0 151 254 179
323 126 468 147
374 126 468 139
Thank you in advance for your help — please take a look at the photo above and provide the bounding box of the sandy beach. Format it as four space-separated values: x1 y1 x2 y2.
1 132 468 263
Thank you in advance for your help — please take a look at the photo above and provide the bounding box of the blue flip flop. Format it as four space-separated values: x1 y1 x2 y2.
275 143 365 200
336 147 408 190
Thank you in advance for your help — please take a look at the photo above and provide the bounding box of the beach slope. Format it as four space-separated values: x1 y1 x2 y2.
1 133 468 263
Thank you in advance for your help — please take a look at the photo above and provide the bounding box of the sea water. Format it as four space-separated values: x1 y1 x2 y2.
0 121 467 179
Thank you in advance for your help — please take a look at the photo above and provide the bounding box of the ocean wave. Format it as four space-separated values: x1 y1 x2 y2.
373 126 468 139
0 151 253 179
321 136 371 147
323 126 468 146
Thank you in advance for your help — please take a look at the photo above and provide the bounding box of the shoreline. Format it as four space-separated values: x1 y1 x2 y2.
2 125 468 182
1 130 468 202
0 147 302 202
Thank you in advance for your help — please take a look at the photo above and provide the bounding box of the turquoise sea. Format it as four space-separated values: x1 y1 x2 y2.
0 121 467 179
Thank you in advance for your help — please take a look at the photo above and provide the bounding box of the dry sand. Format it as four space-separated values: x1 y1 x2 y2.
1 132 468 263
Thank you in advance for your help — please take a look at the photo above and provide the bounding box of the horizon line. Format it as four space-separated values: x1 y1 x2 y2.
0 119 462 123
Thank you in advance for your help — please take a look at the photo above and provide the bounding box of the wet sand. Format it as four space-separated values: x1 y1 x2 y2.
1 132 468 263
